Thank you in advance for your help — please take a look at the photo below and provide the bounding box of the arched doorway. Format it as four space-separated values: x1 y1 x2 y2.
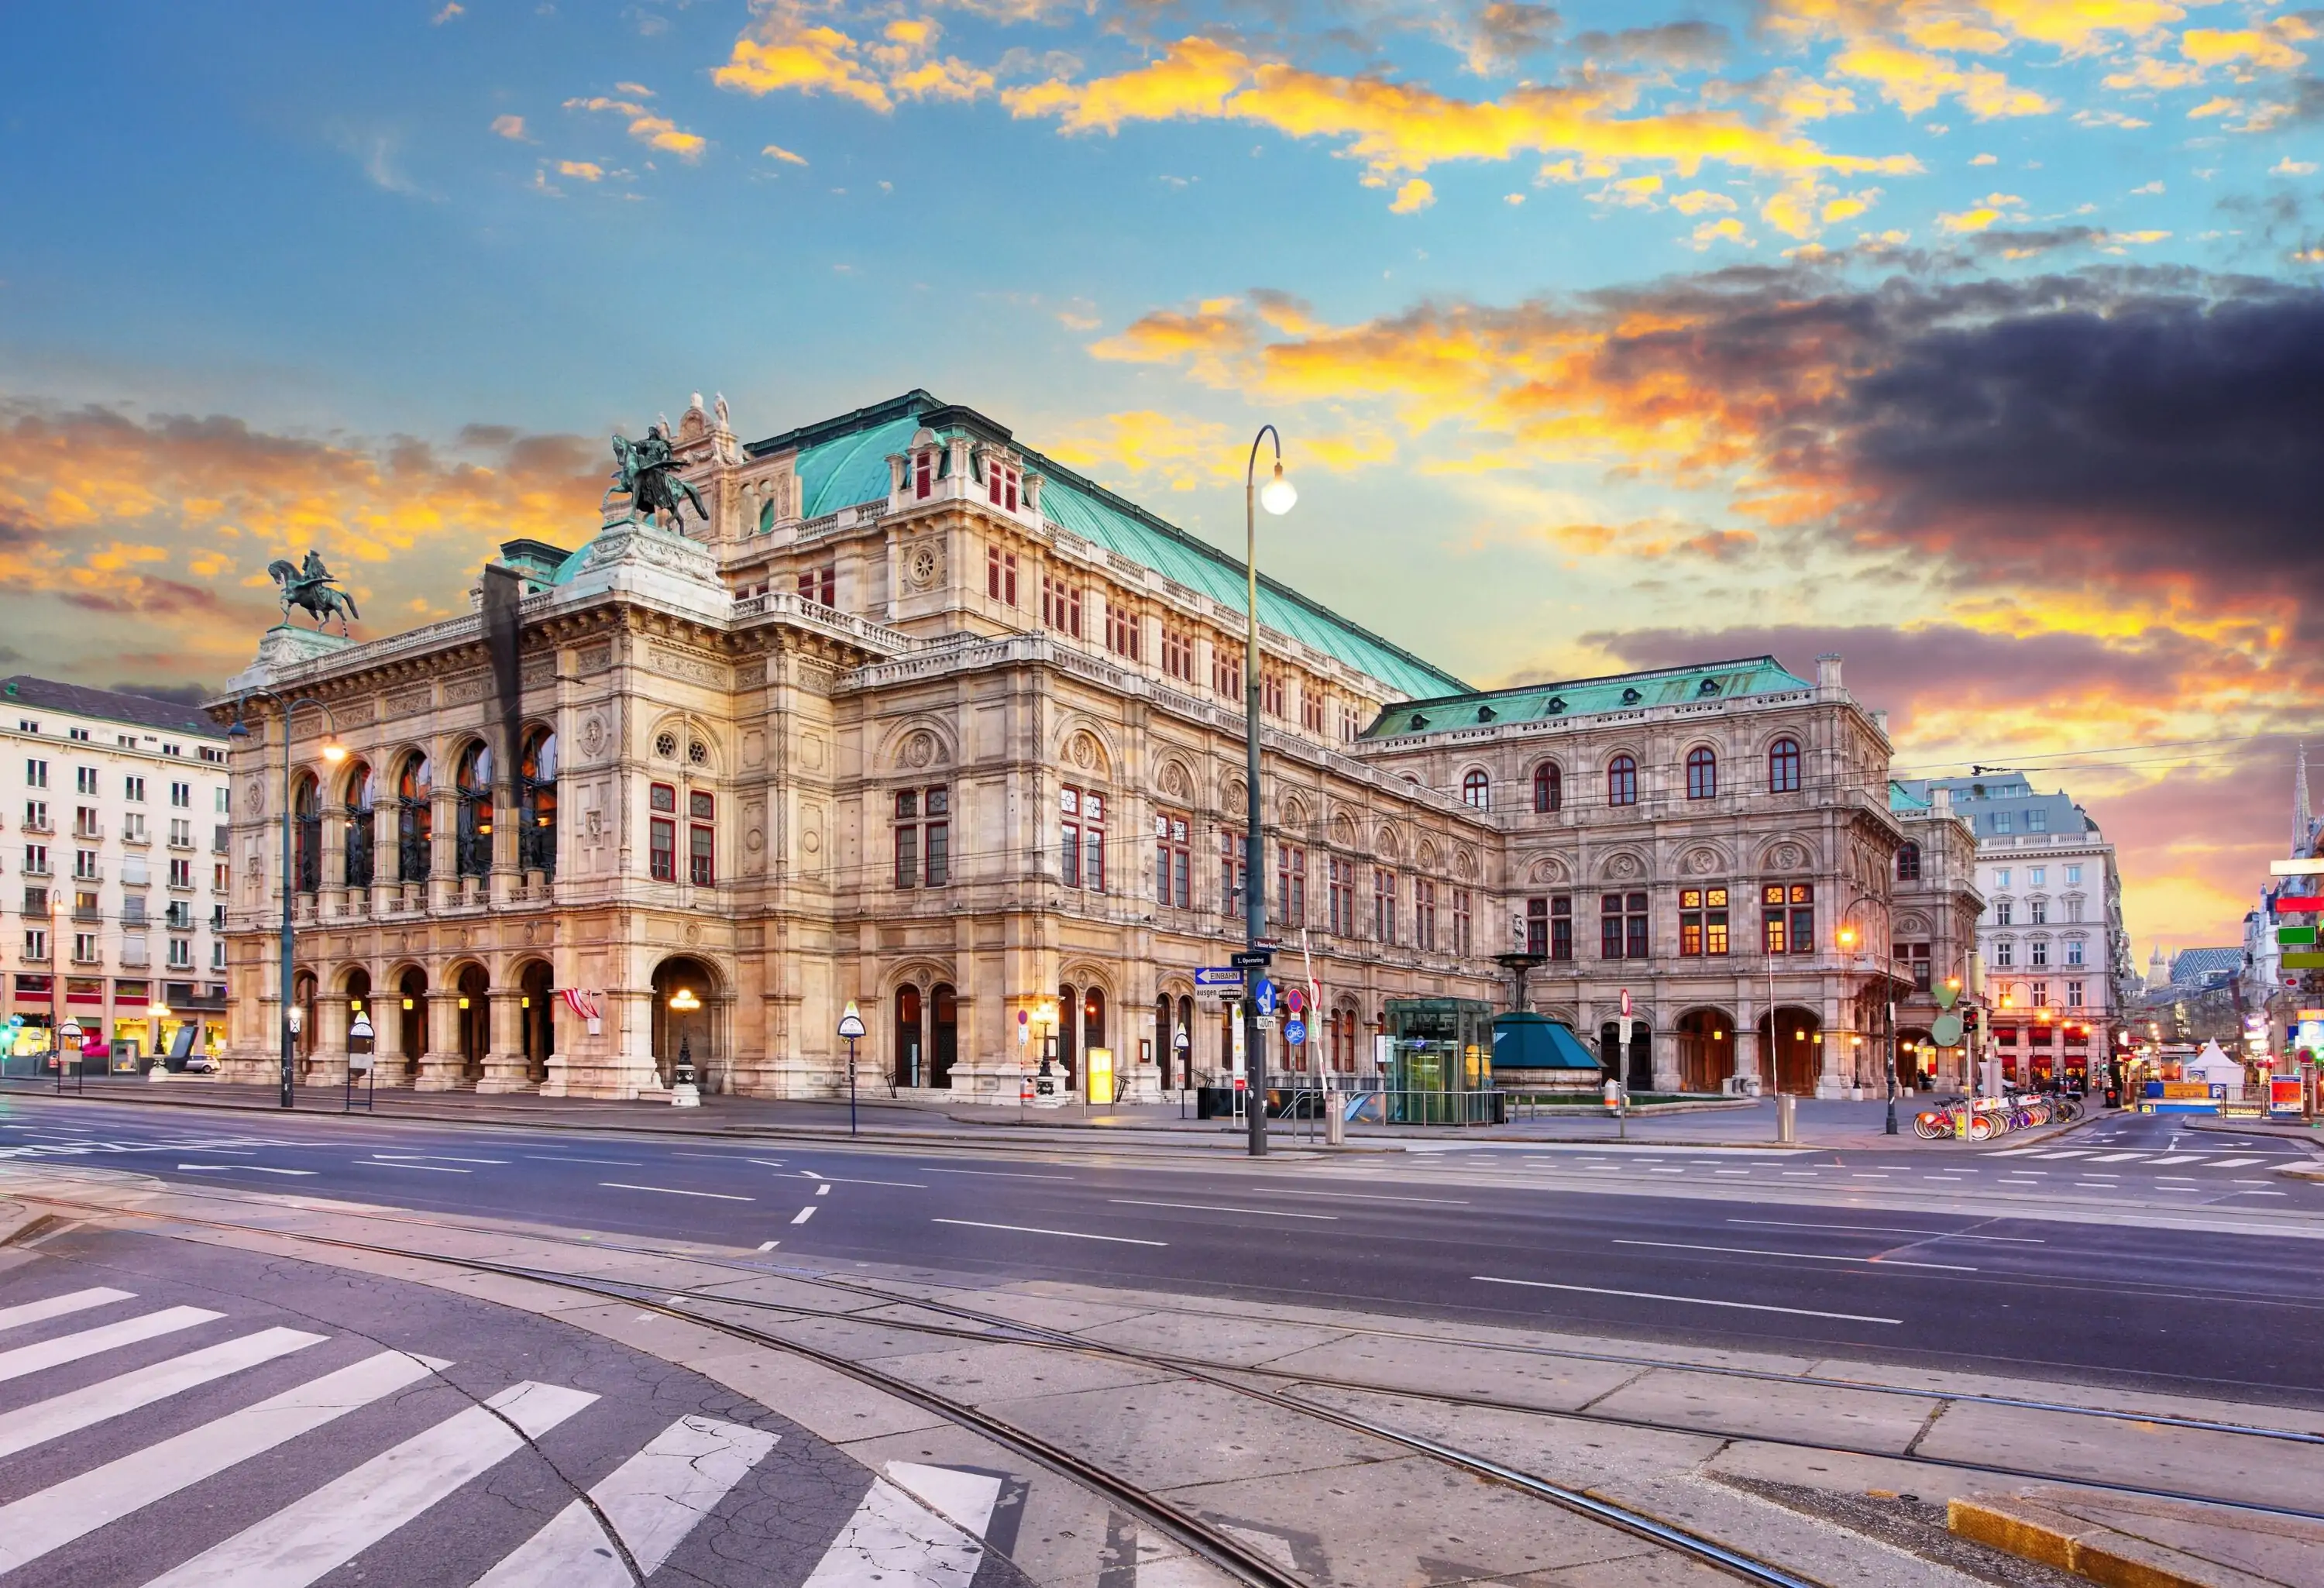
1599 1021 1652 1091
1898 1026 1936 1090
1081 985 1106 1096
930 984 957 1088
344 968 373 1077
1675 1009 1733 1094
397 967 427 1078
1758 1008 1824 1095
651 957 715 1089
518 961 555 1084
456 964 489 1081
893 985 923 1088
1056 982 1078 1086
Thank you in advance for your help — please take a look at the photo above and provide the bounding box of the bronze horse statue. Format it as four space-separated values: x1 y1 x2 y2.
605 425 706 528
267 551 359 634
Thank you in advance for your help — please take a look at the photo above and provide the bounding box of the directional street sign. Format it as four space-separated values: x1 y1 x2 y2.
1254 979 1279 1018
1193 968 1246 989
1230 949 1275 969
1284 1016 1307 1046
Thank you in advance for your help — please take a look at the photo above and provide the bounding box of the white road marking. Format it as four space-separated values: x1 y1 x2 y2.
888 1461 1006 1542
0 1306 222 1385
933 1218 1166 1247
2086 1152 2143 1162
0 1327 327 1459
180 1164 316 1176
524 1156 641 1166
600 1182 754 1201
1727 1219 2042 1243
0 1349 444 1573
0 1287 134 1334
747 1159 789 1168
472 1415 778 1587
2232 1191 2290 1197
792 1205 817 1225
366 1161 469 1174
140 1380 597 1588
2031 1150 2093 1159
924 1167 1076 1181
811 1176 925 1188
758 1240 781 1250
2208 1157 2266 1168
1473 1275 1901 1325
371 1154 507 1165
799 1473 992 1588
1107 1199 1336 1220
1614 1239 1975 1272
799 1170 823 1181
816 1184 831 1196
1252 1189 1470 1205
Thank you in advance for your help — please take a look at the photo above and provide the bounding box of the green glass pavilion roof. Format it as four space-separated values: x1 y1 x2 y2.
750 391 1468 701
1357 656 1815 741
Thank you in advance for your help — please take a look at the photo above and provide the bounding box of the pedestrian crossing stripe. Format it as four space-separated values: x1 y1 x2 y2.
0 1325 326 1459
0 1285 134 1333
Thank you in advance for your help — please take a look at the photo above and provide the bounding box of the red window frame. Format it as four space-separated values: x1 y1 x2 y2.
1533 763 1561 811
1155 812 1191 909
649 782 677 882
1607 754 1638 806
914 452 933 500
1769 737 1802 793
986 545 1017 605
1686 747 1716 800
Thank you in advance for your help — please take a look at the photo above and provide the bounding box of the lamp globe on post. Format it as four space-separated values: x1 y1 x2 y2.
837 999 867 1136
1240 429 1294 1159
668 986 703 1108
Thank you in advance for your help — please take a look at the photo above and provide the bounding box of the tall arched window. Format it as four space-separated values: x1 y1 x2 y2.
292 773 321 893
1532 763 1562 813
1686 747 1717 800
1461 769 1490 809
455 741 493 878
1769 737 1802 793
342 762 375 888
1607 754 1638 807
518 726 557 878
1896 841 1923 882
397 752 431 883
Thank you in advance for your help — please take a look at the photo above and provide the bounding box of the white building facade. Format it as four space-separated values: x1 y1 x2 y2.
1903 772 2131 1089
0 678 232 1071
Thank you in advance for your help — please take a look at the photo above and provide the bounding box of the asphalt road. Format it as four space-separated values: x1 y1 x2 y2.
6 1093 2322 1409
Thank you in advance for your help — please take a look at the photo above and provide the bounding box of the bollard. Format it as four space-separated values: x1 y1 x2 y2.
1776 1093 1797 1144
1325 1095 1346 1146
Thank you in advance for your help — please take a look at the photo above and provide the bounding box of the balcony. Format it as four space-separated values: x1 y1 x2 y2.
22 820 52 836
74 822 103 840
122 830 150 847
22 863 51 878
71 906 101 924
70 866 103 885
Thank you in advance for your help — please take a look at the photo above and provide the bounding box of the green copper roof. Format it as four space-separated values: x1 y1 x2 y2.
1359 656 1813 740
1889 780 1932 812
753 391 1467 701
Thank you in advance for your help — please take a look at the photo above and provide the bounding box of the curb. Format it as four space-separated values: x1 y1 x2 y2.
1949 1490 2306 1588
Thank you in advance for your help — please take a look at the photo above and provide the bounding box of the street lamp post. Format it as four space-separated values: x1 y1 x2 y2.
1242 427 1296 1159
229 692 343 1110
837 1000 866 1136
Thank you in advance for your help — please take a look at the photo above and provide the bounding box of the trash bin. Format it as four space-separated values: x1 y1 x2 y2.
1776 1093 1797 1143
1325 1097 1346 1146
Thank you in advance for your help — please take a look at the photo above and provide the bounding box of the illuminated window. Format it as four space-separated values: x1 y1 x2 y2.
1678 886 1729 956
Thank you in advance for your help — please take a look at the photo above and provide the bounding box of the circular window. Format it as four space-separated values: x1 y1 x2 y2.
654 732 678 758
688 740 710 765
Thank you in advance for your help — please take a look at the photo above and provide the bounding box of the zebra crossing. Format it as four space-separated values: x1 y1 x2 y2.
0 1282 1013 1586
1986 1146 2287 1170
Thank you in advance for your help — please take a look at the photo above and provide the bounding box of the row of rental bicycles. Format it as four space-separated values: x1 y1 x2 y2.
1912 1089 2084 1141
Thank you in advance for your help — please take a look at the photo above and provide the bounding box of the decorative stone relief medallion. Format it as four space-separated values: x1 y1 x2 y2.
745 828 765 853
1456 848 1477 878
1071 734 1097 771
1529 857 1564 884
1159 763 1190 799
1685 848 1721 875
906 543 940 590
1773 843 1805 870
580 714 607 759
802 830 820 854
903 731 936 769
1609 853 1642 879
684 923 700 945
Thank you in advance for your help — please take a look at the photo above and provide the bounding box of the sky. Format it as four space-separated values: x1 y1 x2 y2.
3 0 2321 958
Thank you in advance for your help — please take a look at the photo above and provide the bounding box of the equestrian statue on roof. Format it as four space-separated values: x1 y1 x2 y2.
603 424 706 528
266 549 360 635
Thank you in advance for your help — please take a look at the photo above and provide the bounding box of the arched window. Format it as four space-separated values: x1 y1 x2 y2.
1532 763 1562 813
1769 736 1802 794
1896 841 1922 882
342 762 374 889
518 726 557 878
397 752 431 883
1686 747 1716 801
1461 769 1490 809
292 772 321 893
455 741 493 878
1607 754 1638 807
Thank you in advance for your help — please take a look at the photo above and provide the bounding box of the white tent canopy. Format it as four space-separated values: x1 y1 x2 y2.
2185 1041 2245 1095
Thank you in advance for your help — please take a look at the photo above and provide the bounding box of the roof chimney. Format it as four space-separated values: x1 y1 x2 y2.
1932 785 1951 814
1815 652 1842 691
1871 707 1889 737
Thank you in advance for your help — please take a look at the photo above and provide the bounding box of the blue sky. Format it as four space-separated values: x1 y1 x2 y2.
4 0 2322 946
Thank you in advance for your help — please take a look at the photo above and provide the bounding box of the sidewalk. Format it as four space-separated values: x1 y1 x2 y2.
0 1074 2094 1153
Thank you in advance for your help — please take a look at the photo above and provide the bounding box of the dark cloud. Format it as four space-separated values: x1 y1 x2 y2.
1462 2 1560 70
107 682 215 706
1585 623 2241 735
1572 19 1728 67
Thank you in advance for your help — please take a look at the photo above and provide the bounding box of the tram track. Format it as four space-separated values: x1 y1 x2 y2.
12 1174 2324 1583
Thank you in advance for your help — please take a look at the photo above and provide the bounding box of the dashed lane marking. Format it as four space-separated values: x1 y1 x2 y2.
933 1218 1166 1247
791 1206 817 1225
1107 1199 1336 1220
1473 1274 1902 1325
600 1182 755 1201
1613 1239 1976 1272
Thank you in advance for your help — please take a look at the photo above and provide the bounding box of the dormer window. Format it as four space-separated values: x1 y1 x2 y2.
1697 678 1721 696
988 459 1021 514
1621 687 1642 704
1477 706 1496 722
1544 696 1566 715
1408 713 1428 730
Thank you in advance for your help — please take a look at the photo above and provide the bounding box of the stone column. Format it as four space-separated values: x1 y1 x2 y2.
1816 995 1849 1098
414 987 464 1091
1651 1029 1681 1093
476 988 529 1093
307 992 349 1088
429 789 457 912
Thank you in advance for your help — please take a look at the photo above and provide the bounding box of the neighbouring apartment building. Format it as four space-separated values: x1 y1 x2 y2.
1898 772 2132 1089
211 389 1982 1100
0 677 232 1070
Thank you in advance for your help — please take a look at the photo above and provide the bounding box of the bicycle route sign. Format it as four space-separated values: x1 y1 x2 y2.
1284 1016 1307 1046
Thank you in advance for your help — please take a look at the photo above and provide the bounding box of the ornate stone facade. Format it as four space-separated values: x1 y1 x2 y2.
212 391 1979 1101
